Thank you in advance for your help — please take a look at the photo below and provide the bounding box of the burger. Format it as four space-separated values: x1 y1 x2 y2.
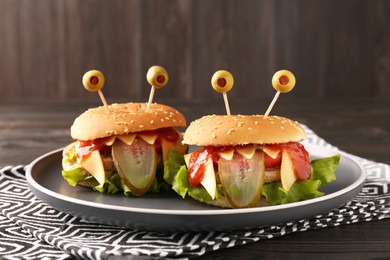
164 114 340 208
62 102 188 196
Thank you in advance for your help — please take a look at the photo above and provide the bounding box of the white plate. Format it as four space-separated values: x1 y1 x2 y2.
26 144 365 232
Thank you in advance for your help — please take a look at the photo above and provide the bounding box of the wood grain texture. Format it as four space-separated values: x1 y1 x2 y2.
0 0 389 101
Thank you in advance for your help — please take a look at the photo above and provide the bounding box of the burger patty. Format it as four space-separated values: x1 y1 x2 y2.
264 168 281 183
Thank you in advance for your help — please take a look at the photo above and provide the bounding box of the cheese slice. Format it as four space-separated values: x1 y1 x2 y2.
117 134 136 145
219 149 234 160
161 139 175 162
184 153 192 167
79 150 105 187
236 146 256 159
201 158 217 199
104 136 116 146
261 146 280 159
280 149 296 191
138 134 157 145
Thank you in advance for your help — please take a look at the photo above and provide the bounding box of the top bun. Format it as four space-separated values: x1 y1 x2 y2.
71 103 186 140
183 115 306 146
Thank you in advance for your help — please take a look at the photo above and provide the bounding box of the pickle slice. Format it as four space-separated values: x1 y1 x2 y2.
218 151 264 208
112 138 157 196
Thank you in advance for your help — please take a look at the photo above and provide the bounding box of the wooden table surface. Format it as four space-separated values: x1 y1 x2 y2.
1 97 389 259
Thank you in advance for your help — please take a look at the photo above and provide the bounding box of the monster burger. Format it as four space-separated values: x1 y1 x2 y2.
164 70 339 208
62 67 188 196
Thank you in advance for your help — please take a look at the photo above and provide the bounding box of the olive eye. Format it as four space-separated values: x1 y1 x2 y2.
82 70 105 92
211 70 234 93
146 66 169 89
271 70 296 93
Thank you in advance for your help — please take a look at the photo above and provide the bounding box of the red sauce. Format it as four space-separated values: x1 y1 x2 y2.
187 146 227 187
76 137 111 159
141 127 179 143
76 127 179 159
281 143 311 180
187 142 311 187
264 152 282 168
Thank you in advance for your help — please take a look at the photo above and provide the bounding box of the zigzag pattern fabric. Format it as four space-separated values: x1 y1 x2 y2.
1 126 389 259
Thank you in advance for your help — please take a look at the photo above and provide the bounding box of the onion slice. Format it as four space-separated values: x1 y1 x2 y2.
112 138 157 196
218 151 265 208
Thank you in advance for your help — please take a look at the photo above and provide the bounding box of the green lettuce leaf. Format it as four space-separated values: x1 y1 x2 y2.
262 154 340 205
311 154 340 184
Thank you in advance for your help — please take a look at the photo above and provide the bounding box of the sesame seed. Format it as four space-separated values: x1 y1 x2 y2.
139 125 144 128
248 127 252 130
150 120 154 124
130 120 134 124
212 133 216 138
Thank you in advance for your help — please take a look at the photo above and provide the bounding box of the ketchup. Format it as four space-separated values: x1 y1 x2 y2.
76 137 111 160
76 128 179 159
187 143 311 187
281 143 311 180
187 146 226 187
141 128 179 143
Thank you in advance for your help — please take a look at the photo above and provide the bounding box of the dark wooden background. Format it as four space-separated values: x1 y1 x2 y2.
1 0 389 102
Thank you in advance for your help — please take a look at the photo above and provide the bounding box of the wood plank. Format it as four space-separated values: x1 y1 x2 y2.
0 0 389 101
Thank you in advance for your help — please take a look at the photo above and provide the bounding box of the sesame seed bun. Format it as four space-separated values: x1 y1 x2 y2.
71 102 186 140
182 114 306 146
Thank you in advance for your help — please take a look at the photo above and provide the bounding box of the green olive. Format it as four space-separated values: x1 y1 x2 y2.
271 70 296 93
211 70 234 93
82 70 105 92
146 66 169 89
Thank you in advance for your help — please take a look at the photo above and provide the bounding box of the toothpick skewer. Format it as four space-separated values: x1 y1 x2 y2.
222 92 231 116
146 86 156 110
264 70 296 117
98 90 109 111
82 70 109 112
264 91 280 117
211 70 234 116
146 66 169 111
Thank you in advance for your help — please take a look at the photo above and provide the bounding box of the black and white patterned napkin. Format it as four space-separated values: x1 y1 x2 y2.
1 127 389 259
